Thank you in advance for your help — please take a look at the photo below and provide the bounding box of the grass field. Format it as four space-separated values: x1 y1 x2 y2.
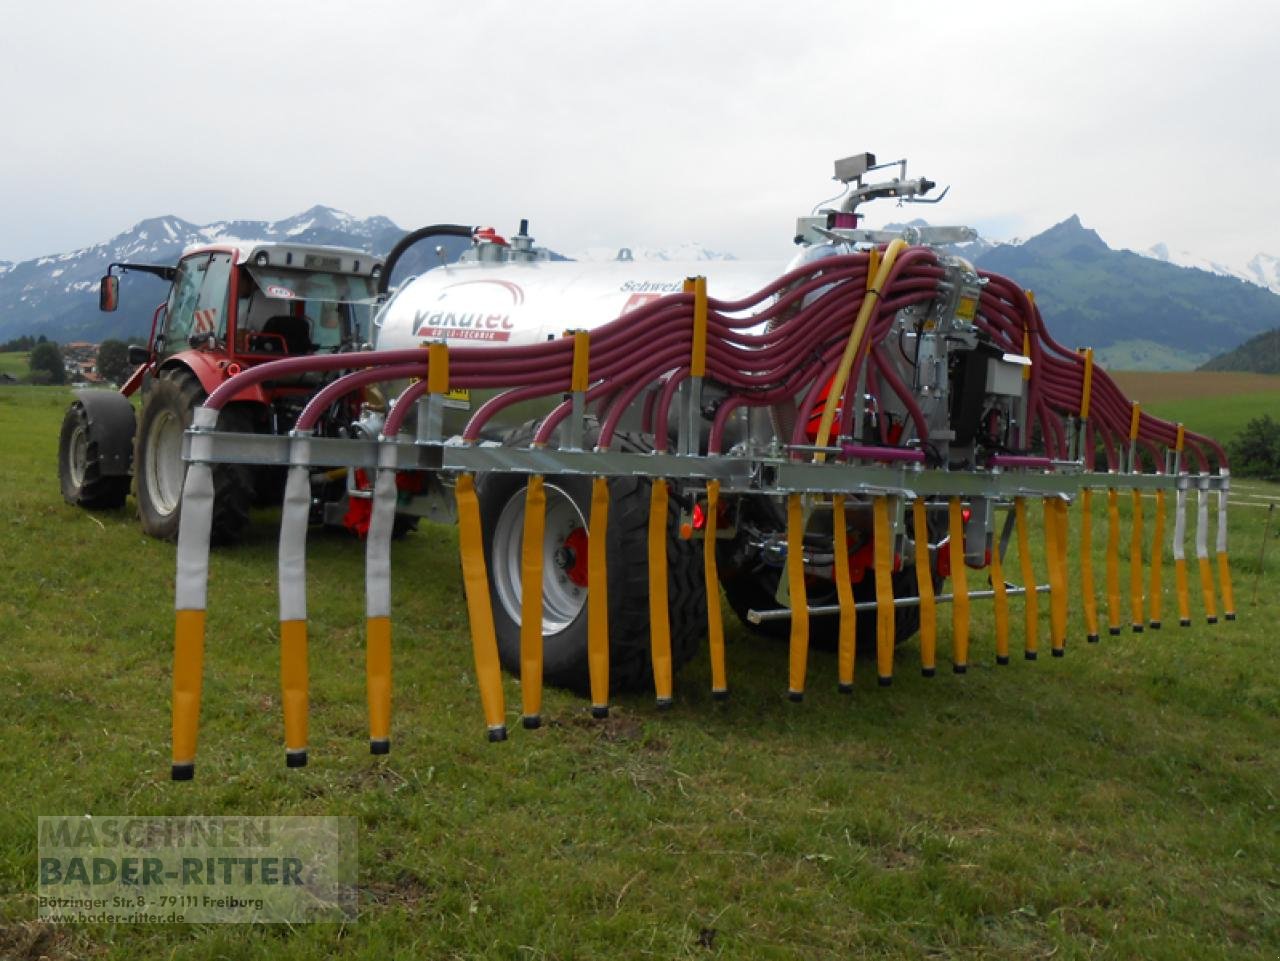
0 351 30 381
1 381 1277 960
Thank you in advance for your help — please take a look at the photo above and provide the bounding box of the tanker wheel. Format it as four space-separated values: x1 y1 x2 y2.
58 401 131 510
135 369 253 545
476 427 706 695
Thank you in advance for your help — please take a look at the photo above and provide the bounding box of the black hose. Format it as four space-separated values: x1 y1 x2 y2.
378 224 475 296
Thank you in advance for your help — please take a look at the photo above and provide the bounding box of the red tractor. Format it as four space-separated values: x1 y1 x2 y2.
57 242 385 543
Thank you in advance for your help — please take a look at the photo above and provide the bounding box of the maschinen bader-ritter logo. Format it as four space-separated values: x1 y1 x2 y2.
38 816 357 923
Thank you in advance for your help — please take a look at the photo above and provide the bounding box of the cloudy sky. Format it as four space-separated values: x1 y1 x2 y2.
3 0 1277 266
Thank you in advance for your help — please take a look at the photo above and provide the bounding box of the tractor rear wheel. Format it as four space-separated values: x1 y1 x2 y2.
135 369 253 545
58 401 131 509
476 425 705 695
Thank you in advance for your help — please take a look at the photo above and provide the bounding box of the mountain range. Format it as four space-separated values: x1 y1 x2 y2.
3 207 1278 370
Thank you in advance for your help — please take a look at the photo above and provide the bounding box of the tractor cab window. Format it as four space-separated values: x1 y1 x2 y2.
163 253 232 353
237 266 376 355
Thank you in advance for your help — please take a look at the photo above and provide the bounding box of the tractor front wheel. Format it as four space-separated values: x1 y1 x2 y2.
58 401 131 509
135 369 253 545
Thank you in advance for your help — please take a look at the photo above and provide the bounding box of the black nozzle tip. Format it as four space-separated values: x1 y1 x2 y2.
787 691 804 703
837 682 854 694
171 763 194 782
1180 618 1192 628
877 676 893 688
1149 621 1162 630
1225 612 1236 621
369 739 390 755
711 689 730 702
487 725 508 742
1051 648 1064 658
1206 616 1218 625
286 749 308 768
1109 627 1122 636
921 667 936 678
1132 624 1144 634
521 715 542 730
591 706 609 720
953 664 968 675
996 655 1010 666
1025 651 1038 661
1087 633 1100 644
655 698 673 712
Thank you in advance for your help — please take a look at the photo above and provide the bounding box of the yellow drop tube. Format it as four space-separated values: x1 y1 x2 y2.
366 615 391 751
456 472 508 741
520 475 547 727
171 609 206 780
786 493 810 700
991 511 1010 664
647 479 673 707
280 619 309 767
834 495 857 692
1130 489 1145 633
873 496 896 686
1106 488 1121 636
704 480 728 699
948 498 970 673
813 240 908 460
1216 486 1236 620
588 475 611 716
1148 488 1165 629
1044 499 1067 657
1015 497 1038 659
1080 489 1099 642
912 499 936 677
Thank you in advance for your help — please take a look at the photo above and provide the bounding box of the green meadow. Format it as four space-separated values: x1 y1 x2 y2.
0 381 1276 960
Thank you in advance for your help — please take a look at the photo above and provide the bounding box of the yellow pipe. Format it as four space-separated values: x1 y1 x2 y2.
1044 499 1067 656
1106 488 1121 636
455 473 508 740
280 619 309 767
1198 554 1218 624
171 608 206 780
1079 348 1094 419
366 615 391 752
948 498 969 673
1080 489 1099 642
1014 497 1038 659
647 479 673 707
873 496 896 685
704 480 727 698
427 341 449 394
520 475 547 726
588 475 611 716
690 276 708 379
1217 489 1236 620
912 498 936 677
991 510 1010 664
786 493 810 700
1129 488 1145 632
571 331 590 392
1149 489 1165 629
813 240 908 460
834 495 857 692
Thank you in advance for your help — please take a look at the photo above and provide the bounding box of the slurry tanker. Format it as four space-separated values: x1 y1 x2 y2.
62 154 1236 778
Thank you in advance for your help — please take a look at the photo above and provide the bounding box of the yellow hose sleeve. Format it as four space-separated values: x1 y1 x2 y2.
1149 489 1165 628
1176 558 1192 626
813 240 907 460
787 493 810 699
704 480 727 697
1015 497 1038 658
1080 489 1099 641
912 499 936 676
1106 489 1121 635
366 615 391 748
1129 489 1145 631
172 608 206 775
1044 499 1067 655
520 475 546 724
833 495 857 692
455 473 507 739
1218 553 1236 620
647 479 673 705
1198 556 1218 624
991 510 1010 664
873 496 896 685
280 619 309 763
588 475 611 714
948 498 970 672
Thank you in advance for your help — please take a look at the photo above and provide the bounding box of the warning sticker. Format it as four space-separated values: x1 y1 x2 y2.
266 285 296 300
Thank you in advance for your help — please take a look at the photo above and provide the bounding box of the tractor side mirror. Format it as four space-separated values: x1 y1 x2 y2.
99 275 119 312
127 345 150 367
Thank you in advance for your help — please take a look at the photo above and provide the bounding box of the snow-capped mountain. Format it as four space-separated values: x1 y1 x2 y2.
566 242 736 263
1139 242 1280 295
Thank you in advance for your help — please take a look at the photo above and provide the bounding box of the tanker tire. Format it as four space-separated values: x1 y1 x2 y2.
477 425 705 696
719 550 933 652
58 401 130 510
135 369 253 545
